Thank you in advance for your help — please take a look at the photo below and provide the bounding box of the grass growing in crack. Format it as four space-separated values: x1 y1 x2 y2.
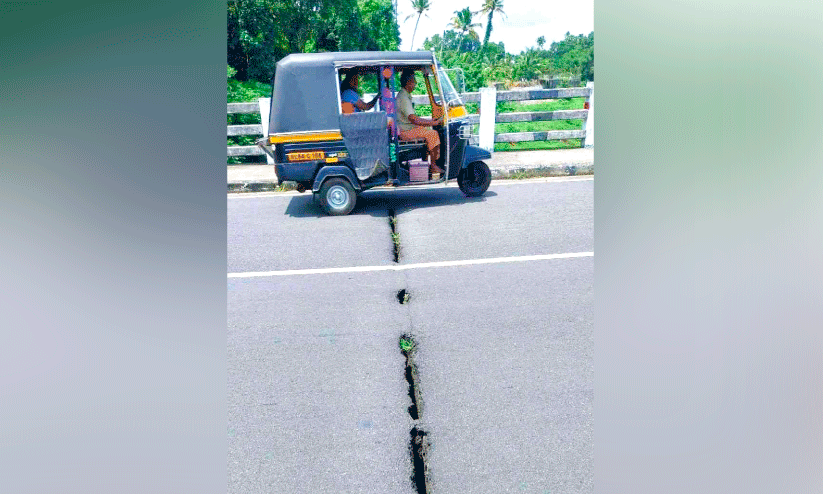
399 335 415 353
388 208 400 263
391 232 401 259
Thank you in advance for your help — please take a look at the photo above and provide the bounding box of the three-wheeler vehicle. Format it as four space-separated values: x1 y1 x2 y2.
257 51 492 215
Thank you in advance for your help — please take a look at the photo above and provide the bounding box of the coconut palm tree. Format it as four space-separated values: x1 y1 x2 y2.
449 7 480 40
405 0 432 51
448 7 481 51
448 7 480 50
477 0 506 48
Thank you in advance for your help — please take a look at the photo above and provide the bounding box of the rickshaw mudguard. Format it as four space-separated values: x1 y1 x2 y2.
312 165 362 193
461 145 492 168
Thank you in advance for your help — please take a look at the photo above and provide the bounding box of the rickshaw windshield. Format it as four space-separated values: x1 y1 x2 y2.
438 68 462 107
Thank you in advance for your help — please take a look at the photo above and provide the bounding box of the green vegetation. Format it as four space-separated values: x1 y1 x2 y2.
425 30 593 92
503 97 586 112
228 0 399 81
494 98 586 150
228 2 592 91
399 335 415 353
227 65 271 104
494 139 581 152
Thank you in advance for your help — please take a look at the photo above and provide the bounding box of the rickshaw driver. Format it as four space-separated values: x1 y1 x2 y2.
397 69 444 176
340 72 378 113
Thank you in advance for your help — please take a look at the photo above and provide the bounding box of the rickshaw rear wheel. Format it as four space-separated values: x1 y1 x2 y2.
319 177 357 216
458 161 492 197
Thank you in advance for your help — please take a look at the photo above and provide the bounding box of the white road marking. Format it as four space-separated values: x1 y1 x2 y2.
227 176 593 199
228 252 593 278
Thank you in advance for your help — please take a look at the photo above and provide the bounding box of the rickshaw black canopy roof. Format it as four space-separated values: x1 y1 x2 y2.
268 51 437 135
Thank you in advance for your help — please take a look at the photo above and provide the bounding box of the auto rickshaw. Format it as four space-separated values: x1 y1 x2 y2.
256 51 492 215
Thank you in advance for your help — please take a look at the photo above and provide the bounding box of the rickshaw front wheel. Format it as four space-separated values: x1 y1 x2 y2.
319 177 357 216
458 161 492 197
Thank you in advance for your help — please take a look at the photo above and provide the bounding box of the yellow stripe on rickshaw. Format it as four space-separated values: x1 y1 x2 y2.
269 131 343 144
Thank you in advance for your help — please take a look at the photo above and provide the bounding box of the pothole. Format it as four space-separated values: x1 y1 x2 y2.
397 289 410 305
388 207 400 263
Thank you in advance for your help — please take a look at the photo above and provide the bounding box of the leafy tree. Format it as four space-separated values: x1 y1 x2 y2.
537 36 545 49
228 0 400 83
478 0 506 48
512 48 549 81
360 0 401 51
228 65 270 103
405 0 432 50
581 48 593 81
547 31 594 81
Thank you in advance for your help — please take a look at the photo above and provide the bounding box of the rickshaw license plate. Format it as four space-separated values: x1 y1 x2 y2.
287 151 325 161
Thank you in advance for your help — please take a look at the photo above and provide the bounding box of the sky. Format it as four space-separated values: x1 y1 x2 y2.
394 0 593 55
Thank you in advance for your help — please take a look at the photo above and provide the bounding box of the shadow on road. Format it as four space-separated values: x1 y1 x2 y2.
284 187 498 218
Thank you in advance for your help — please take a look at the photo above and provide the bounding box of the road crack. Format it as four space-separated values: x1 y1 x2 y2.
391 211 430 493
388 207 400 263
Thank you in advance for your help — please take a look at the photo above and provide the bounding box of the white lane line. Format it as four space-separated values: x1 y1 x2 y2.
228 251 593 278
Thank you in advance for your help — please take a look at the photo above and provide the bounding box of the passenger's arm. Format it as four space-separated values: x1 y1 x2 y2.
353 95 379 111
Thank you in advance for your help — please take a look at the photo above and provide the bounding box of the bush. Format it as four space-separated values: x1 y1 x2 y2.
228 65 272 103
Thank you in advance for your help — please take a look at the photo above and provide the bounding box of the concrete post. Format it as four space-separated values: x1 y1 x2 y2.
258 97 274 164
478 86 497 154
582 83 594 148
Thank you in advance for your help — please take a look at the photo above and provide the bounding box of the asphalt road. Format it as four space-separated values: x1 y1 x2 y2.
228 177 593 493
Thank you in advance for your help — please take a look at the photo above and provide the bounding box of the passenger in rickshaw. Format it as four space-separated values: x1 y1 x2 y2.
340 72 379 114
397 69 444 175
